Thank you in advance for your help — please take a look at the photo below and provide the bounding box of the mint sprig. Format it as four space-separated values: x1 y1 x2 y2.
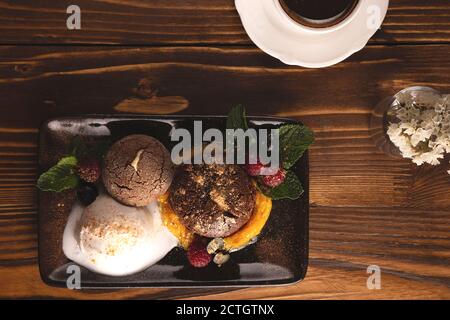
280 124 314 170
226 105 314 201
38 136 110 193
37 156 79 192
257 170 304 200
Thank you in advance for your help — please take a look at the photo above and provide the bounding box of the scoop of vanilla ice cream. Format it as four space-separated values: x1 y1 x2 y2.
63 193 178 276
79 195 153 260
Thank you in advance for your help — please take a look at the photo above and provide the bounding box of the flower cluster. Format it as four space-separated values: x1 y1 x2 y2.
386 90 450 173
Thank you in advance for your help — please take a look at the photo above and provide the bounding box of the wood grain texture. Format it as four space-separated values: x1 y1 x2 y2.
1 206 449 299
0 44 449 299
0 0 449 45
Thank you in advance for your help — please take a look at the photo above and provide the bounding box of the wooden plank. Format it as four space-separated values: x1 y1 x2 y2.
0 206 449 299
0 44 449 208
0 44 449 298
0 0 448 45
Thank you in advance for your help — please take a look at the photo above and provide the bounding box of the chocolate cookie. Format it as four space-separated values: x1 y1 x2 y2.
102 135 174 207
169 164 256 238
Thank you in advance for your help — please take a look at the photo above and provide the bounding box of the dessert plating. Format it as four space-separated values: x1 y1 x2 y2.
38 107 313 277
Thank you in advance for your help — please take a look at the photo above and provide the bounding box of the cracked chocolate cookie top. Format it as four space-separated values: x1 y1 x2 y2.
102 135 174 207
169 164 256 238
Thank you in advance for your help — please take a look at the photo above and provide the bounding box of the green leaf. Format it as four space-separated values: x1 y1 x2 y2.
257 170 304 200
226 104 248 130
56 155 78 167
279 124 314 169
37 156 79 192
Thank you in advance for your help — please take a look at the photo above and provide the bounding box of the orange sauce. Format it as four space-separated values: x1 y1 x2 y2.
159 189 272 251
159 192 195 250
223 190 272 251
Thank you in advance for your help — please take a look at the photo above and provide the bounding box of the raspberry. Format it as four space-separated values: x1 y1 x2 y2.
245 162 265 176
187 237 212 268
262 169 287 188
76 157 101 183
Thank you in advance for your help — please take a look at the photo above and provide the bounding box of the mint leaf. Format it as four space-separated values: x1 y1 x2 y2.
280 124 314 170
226 104 248 130
37 156 79 192
57 155 78 167
257 170 304 200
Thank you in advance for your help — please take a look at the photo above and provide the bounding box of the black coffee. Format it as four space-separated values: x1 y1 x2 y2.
280 0 359 28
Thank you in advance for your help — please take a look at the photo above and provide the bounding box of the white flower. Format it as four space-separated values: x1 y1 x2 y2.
386 90 450 172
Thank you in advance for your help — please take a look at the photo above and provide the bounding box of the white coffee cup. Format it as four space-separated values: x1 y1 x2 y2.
235 0 389 67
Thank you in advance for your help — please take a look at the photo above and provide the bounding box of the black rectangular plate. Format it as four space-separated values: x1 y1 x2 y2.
38 115 309 288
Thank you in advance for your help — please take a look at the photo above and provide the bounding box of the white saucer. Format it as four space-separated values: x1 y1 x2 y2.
235 0 389 68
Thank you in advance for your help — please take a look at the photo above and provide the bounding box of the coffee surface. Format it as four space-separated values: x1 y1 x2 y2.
281 0 358 23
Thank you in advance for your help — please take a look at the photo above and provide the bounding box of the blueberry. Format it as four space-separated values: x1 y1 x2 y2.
77 183 98 206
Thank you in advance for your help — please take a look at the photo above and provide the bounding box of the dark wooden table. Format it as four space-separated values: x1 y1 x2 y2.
0 0 449 299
